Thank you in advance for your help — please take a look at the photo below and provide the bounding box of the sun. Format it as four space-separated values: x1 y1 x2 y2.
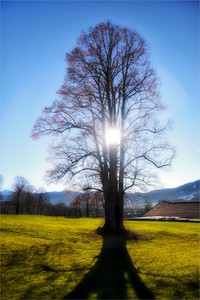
105 128 121 146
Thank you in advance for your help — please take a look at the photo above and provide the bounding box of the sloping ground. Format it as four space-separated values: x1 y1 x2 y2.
144 201 200 219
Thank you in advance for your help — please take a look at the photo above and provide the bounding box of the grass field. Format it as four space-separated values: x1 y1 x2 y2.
1 215 199 299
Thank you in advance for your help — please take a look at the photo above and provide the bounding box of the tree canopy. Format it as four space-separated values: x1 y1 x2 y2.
32 22 175 232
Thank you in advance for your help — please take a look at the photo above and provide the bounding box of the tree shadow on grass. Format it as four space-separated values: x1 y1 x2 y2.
64 233 154 299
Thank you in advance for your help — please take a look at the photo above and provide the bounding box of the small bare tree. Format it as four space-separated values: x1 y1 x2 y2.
0 175 3 201
21 184 35 214
11 176 30 214
91 191 105 218
32 22 175 234
0 175 3 212
35 187 49 215
71 195 82 218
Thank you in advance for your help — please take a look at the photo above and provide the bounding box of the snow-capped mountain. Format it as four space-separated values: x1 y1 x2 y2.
125 179 200 207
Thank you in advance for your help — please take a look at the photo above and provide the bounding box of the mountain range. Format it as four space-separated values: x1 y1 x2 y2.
1 179 199 207
125 179 200 207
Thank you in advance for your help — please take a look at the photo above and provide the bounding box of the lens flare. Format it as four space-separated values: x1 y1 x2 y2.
105 128 121 146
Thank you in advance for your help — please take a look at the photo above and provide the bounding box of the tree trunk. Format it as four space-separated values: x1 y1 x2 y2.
103 191 124 233
86 195 89 218
16 202 20 215
102 145 125 234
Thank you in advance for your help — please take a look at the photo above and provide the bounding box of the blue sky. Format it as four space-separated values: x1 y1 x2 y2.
1 0 199 191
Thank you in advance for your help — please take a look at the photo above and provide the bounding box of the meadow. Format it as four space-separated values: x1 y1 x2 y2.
1 215 199 300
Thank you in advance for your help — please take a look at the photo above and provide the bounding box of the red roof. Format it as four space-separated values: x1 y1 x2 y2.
144 201 200 219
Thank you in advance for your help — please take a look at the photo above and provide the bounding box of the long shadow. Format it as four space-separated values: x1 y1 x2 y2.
64 233 154 299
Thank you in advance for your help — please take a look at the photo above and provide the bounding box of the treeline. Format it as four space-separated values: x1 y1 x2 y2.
70 191 104 218
0 176 105 217
0 175 152 218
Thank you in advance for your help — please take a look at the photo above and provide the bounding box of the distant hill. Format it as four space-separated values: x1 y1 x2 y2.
1 189 12 196
125 179 200 207
2 180 199 207
44 191 81 206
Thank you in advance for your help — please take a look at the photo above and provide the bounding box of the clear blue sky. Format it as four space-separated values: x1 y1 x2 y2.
1 0 199 191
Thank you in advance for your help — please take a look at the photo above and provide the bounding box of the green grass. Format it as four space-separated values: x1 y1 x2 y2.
1 215 199 299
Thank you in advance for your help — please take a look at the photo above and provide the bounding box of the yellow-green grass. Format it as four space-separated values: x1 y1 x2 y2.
1 215 199 300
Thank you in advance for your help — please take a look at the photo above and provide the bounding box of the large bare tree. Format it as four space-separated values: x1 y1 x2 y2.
32 22 174 233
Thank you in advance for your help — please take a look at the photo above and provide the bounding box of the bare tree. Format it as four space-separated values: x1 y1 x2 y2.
90 191 105 218
0 175 3 212
35 187 49 215
21 184 35 214
32 22 175 234
0 175 3 201
71 196 82 218
11 176 30 214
